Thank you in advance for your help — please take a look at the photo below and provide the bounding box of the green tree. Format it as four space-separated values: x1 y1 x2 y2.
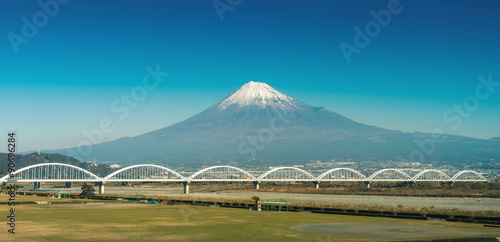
79 183 95 199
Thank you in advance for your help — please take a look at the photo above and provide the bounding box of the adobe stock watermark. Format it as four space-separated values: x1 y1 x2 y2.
238 110 296 161
7 0 70 54
65 65 169 161
410 74 498 163
339 0 406 63
6 133 17 234
213 0 242 21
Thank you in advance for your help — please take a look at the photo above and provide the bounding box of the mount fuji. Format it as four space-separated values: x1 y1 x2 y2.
51 81 499 165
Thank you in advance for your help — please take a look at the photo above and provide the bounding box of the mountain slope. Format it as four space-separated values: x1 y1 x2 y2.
50 81 500 164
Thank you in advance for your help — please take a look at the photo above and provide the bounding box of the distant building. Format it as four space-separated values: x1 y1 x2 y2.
110 164 122 169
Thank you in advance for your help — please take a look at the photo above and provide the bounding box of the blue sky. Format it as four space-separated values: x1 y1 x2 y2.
1 0 499 152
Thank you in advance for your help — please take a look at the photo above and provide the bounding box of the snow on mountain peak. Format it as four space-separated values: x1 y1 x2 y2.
217 81 300 110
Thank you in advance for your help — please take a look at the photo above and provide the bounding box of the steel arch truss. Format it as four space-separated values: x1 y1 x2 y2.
318 168 368 181
0 163 489 184
258 167 316 181
188 166 256 181
368 169 413 181
413 169 451 181
104 164 186 182
0 163 101 182
452 170 487 182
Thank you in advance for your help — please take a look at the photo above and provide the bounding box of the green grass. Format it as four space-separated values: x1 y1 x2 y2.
2 203 499 241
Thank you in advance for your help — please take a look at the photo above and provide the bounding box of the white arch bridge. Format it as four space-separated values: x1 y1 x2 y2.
0 163 488 194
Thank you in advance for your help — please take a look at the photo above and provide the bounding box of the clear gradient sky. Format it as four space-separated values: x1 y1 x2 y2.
1 0 499 152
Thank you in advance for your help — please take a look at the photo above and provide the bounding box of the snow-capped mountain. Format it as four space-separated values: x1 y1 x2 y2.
50 81 500 164
146 81 385 140
217 81 300 111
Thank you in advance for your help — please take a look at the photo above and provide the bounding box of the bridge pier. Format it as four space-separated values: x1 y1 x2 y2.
364 181 371 188
97 182 105 194
313 181 320 189
182 181 190 194
121 182 129 186
65 182 72 188
253 181 260 190
33 182 41 189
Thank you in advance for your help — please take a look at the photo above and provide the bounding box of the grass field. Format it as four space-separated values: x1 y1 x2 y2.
2 198 500 241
